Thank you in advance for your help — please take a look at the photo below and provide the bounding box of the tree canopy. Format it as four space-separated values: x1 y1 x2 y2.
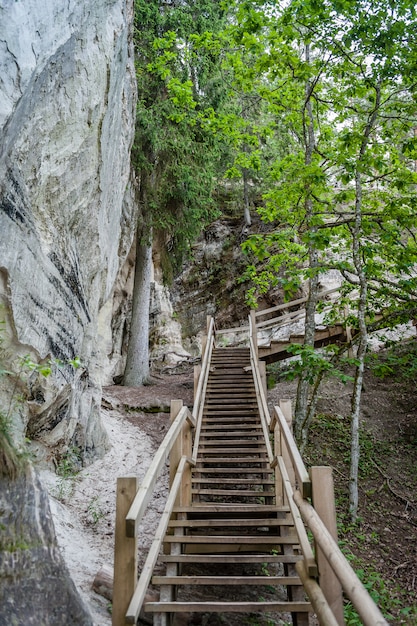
131 0 417 515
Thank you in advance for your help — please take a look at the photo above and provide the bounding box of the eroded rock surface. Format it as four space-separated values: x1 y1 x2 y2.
0 0 137 460
0 466 93 625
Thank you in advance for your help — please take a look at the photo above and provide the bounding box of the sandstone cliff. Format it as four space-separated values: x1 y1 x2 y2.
0 0 137 461
0 1 137 622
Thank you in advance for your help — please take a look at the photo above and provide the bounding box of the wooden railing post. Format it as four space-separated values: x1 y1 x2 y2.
201 315 212 359
170 400 183 489
180 413 192 507
112 477 138 626
273 413 284 507
194 365 201 401
259 359 267 397
250 310 258 359
280 399 296 492
310 466 345 626
170 399 192 507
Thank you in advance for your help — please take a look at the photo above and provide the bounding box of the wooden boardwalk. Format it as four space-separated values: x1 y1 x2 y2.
149 347 311 624
112 317 389 626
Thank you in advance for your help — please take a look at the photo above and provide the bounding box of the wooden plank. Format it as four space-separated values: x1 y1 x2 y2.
191 478 275 485
191 467 274 474
168 518 294 528
256 309 305 330
145 601 312 613
191 488 275 497
152 575 301 586
278 400 296 499
197 447 267 454
173 504 289 513
201 421 262 428
194 457 267 464
160 554 303 564
163 535 298 544
199 441 266 447
112 477 138 626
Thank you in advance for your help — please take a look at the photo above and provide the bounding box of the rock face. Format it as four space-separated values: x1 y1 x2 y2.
0 465 93 625
0 0 137 461
171 218 252 340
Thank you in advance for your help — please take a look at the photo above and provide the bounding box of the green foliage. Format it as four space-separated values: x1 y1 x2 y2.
52 447 82 501
20 355 52 378
216 0 417 317
0 319 82 479
86 496 105 526
366 340 417 381
341 551 417 624
133 0 227 269
280 344 355 386
306 408 417 622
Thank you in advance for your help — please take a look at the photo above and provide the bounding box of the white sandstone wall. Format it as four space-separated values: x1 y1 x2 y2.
0 0 137 461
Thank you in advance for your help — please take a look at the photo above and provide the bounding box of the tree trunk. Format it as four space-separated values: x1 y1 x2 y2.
349 184 368 522
349 81 381 521
243 168 252 226
123 227 152 387
294 43 319 443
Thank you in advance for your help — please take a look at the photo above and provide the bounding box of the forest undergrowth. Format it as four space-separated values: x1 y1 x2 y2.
270 339 417 625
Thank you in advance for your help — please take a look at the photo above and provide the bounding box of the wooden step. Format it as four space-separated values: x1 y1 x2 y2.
199 438 264 445
203 410 259 415
196 456 267 460
200 425 263 441
173 505 289 514
145 601 311 613
164 535 297 545
191 478 275 485
168 518 293 528
152 575 302 586
203 413 259 418
198 445 266 452
160 553 302 564
201 421 260 426
192 467 273 475
191 488 275 497
207 384 255 389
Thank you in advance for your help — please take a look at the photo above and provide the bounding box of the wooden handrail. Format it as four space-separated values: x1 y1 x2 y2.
254 287 340 320
256 309 305 331
125 456 190 624
191 316 215 463
271 406 311 499
216 324 249 335
295 562 340 626
248 315 275 467
277 456 317 577
293 491 389 626
125 405 193 538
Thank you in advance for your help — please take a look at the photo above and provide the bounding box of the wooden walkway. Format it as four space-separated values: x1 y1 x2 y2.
112 317 389 626
151 347 311 624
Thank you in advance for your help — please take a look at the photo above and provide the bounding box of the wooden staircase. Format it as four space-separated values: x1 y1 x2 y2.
146 347 312 625
113 316 389 626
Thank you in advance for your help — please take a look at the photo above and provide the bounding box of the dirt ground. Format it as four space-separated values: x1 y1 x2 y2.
43 353 417 625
